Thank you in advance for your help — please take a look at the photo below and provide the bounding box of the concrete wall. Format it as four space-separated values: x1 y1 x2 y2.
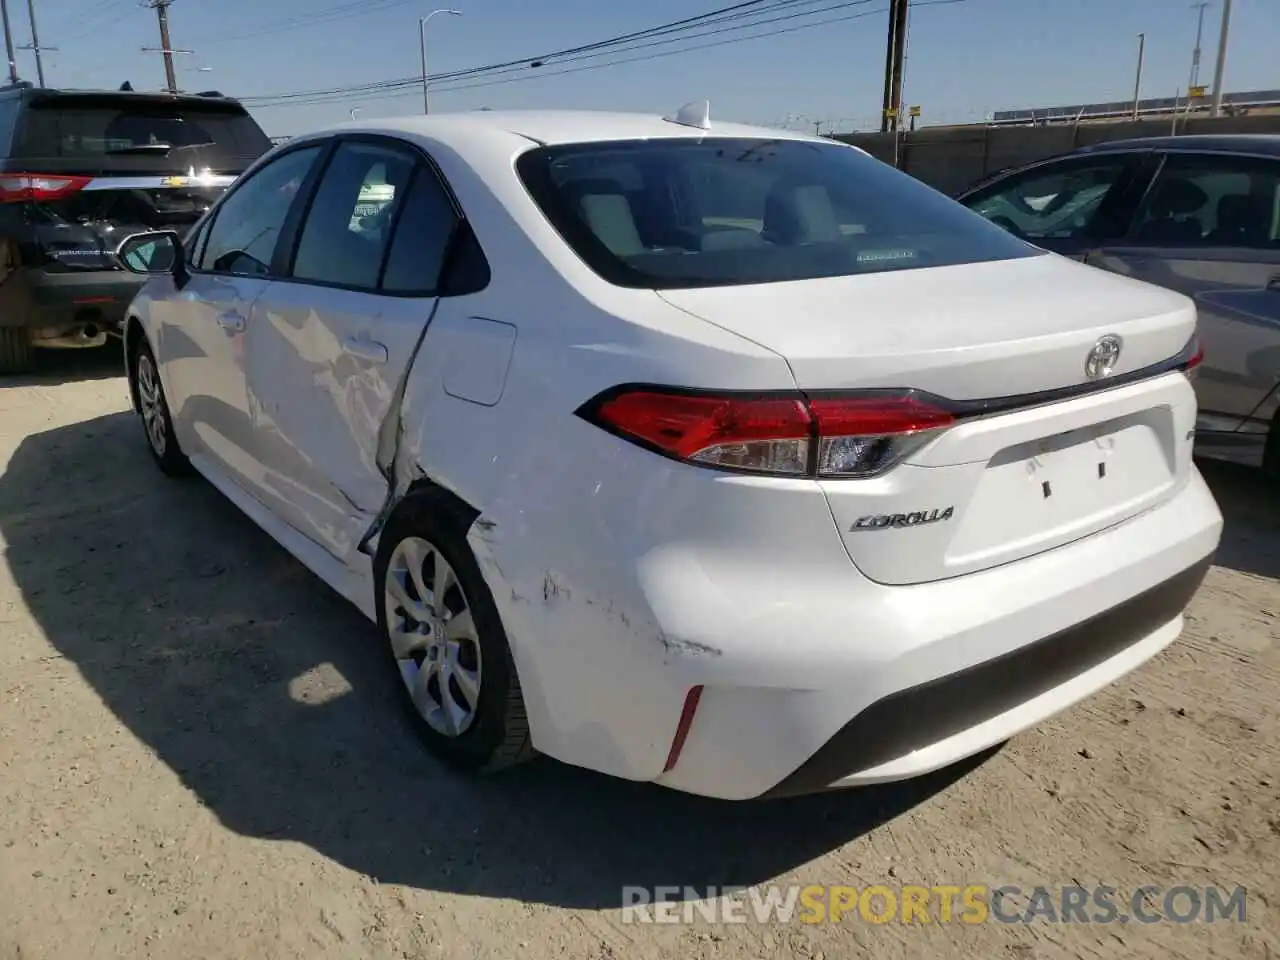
835 114 1280 196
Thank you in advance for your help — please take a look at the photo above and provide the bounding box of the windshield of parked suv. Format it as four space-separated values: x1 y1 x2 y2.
13 96 272 167
516 137 1039 289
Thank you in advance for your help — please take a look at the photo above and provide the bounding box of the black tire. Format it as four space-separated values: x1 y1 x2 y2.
0 327 33 375
131 338 192 477
1263 409 1280 481
374 491 534 773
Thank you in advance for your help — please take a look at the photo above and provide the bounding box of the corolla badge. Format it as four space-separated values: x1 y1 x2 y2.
1085 335 1123 380
851 507 954 531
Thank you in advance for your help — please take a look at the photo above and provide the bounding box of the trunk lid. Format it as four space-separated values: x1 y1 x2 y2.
659 253 1200 585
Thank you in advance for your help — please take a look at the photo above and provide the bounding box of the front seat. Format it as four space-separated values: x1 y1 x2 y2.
762 180 842 246
1134 179 1208 243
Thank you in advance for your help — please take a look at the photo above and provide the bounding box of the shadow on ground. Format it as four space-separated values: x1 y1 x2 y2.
0 344 123 387
1195 457 1280 580
0 411 993 909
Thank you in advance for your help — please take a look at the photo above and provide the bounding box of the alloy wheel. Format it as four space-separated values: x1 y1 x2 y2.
384 535 484 737
136 352 168 457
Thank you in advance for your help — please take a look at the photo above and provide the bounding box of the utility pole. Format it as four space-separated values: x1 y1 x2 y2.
144 0 178 94
1 0 18 84
1209 0 1232 117
1188 1 1210 93
1132 32 1145 120
888 0 909 125
19 0 49 87
879 0 899 133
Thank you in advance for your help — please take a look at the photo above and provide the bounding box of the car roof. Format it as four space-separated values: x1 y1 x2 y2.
1074 133 1280 157
303 109 832 149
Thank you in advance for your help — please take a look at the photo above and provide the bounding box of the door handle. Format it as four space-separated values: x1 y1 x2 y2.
342 337 388 364
217 311 246 332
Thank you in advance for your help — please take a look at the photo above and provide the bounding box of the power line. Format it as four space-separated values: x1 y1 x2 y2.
252 0 962 111
57 0 135 44
242 0 833 104
252 0 871 106
201 0 426 46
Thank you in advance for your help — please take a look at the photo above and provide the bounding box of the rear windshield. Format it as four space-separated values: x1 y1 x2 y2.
516 137 1039 289
12 96 272 169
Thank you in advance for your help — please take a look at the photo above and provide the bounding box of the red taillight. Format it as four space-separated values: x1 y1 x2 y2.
582 388 956 478
0 173 92 204
590 390 812 474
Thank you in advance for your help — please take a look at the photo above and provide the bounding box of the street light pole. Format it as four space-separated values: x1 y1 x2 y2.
1132 32 1145 120
419 8 460 115
1188 1 1210 93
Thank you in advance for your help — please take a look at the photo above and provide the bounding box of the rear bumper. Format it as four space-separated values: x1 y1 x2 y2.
474 450 1221 800
651 470 1221 799
759 553 1211 798
0 268 143 330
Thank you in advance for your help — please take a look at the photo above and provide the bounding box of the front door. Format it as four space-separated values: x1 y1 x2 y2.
159 143 325 490
244 137 464 560
1085 151 1280 448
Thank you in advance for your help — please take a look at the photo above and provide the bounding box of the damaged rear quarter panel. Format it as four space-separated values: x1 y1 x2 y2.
377 132 802 780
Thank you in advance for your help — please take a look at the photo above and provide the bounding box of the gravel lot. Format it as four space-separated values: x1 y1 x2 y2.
0 349 1276 960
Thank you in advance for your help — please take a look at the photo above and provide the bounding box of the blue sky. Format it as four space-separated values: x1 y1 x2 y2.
16 0 1280 137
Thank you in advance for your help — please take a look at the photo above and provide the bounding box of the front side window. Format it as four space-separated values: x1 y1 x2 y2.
291 141 416 290
199 145 322 276
965 158 1132 242
1129 153 1280 248
517 138 1037 289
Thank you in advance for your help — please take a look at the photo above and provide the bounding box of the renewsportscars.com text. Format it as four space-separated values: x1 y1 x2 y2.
621 884 1248 925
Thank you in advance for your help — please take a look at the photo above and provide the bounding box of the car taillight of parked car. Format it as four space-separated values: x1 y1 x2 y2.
0 174 92 204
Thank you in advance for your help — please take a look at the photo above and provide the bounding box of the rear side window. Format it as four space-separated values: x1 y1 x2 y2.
516 137 1037 289
0 96 19 156
11 96 272 168
1129 153 1280 248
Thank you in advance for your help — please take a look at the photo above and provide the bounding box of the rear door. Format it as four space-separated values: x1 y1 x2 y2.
1083 151 1280 443
244 136 464 560
959 151 1152 258
157 143 326 490
1 92 271 273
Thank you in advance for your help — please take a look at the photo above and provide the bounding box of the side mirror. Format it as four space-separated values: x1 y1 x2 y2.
115 230 184 277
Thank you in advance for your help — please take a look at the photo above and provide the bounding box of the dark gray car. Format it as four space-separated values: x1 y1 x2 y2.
0 82 273 374
958 134 1280 474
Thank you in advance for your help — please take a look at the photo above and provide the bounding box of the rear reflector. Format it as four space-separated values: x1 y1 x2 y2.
662 685 704 773
1182 337 1205 380
581 387 955 478
0 173 92 204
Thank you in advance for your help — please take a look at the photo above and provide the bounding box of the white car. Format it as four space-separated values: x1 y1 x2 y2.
115 104 1223 800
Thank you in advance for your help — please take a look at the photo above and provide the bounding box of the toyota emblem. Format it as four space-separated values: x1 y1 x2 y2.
1085 335 1123 380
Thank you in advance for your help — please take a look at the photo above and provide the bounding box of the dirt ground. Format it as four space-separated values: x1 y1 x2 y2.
0 349 1276 960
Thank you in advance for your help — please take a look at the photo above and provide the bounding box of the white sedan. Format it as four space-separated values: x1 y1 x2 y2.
115 104 1223 800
